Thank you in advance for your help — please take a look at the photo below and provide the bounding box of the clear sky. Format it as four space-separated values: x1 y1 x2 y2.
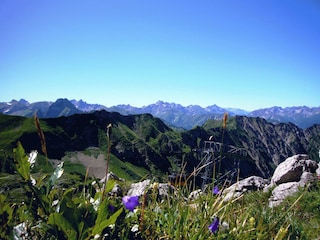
1 0 319 111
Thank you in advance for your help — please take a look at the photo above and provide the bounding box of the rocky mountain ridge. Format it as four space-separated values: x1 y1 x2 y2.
1 110 319 183
1 98 319 129
249 106 320 129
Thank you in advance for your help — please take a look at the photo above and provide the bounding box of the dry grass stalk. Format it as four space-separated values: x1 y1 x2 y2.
223 112 228 129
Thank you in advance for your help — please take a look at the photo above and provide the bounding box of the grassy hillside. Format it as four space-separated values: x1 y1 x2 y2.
0 112 186 182
1 112 320 184
0 142 319 239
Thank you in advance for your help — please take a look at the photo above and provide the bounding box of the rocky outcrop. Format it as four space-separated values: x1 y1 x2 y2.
222 176 269 202
266 154 319 207
116 154 320 210
126 179 177 201
127 179 151 196
221 154 319 207
270 154 318 185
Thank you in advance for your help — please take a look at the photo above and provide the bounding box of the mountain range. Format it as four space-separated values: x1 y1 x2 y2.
1 98 320 129
1 109 319 183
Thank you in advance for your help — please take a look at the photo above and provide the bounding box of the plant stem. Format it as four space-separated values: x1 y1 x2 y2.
102 123 112 199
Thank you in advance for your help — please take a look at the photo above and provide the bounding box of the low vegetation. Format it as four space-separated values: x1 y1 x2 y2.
1 114 320 239
0 142 319 239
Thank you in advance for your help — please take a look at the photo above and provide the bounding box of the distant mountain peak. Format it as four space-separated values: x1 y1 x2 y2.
0 99 319 129
18 99 29 105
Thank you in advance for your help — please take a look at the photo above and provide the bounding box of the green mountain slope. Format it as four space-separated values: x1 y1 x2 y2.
0 111 187 181
1 111 319 183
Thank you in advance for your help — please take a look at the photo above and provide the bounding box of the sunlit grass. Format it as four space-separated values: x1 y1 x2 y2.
1 114 320 239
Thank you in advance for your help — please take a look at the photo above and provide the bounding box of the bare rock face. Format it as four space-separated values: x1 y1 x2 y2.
268 182 299 208
127 179 151 196
267 154 319 207
271 154 318 185
126 179 176 201
222 176 269 202
221 155 319 207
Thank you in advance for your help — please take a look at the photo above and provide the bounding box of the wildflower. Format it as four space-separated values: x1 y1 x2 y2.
208 217 219 233
28 150 37 168
275 226 288 240
249 217 255 227
109 204 115 213
122 196 139 212
90 197 101 211
131 224 139 233
13 222 28 239
213 186 219 195
55 162 64 179
30 176 36 186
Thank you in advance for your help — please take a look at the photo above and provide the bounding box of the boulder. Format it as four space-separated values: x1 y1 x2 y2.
188 189 203 200
268 182 299 207
110 183 123 197
126 179 177 200
316 162 320 177
271 154 317 185
149 182 177 201
267 154 319 207
299 172 318 187
99 172 124 184
222 176 269 202
127 179 151 196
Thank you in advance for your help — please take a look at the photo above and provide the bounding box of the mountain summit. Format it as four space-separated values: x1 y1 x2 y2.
45 98 82 118
0 99 319 129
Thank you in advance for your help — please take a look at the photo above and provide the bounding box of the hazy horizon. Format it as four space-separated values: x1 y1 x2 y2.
2 97 319 112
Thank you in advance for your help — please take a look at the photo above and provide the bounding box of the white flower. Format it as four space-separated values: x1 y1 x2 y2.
28 150 38 168
94 234 100 239
55 162 64 179
131 224 139 233
30 176 36 186
13 222 28 239
90 197 101 211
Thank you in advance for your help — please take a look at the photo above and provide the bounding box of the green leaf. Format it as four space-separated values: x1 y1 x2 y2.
47 161 64 192
48 212 77 240
105 179 115 193
14 142 30 181
94 197 109 226
92 207 123 235
0 194 13 224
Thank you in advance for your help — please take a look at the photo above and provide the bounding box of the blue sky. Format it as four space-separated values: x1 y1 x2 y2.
1 0 319 111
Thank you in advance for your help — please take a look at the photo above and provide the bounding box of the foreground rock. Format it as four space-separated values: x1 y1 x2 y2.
221 154 319 207
222 176 269 202
267 154 319 207
270 154 318 185
120 155 319 208
127 179 176 201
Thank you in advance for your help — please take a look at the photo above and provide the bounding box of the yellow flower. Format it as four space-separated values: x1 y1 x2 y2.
249 217 255 227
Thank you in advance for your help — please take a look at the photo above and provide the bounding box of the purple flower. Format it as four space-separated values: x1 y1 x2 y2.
213 186 219 195
109 204 115 213
208 217 219 233
122 196 139 211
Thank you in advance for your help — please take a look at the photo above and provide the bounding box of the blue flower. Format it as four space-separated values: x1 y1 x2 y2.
109 204 115 213
122 196 139 211
213 186 219 195
208 217 219 233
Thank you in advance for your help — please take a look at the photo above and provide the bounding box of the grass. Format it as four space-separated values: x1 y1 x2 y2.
1 142 320 239
108 153 149 180
137 181 320 240
1 114 320 239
